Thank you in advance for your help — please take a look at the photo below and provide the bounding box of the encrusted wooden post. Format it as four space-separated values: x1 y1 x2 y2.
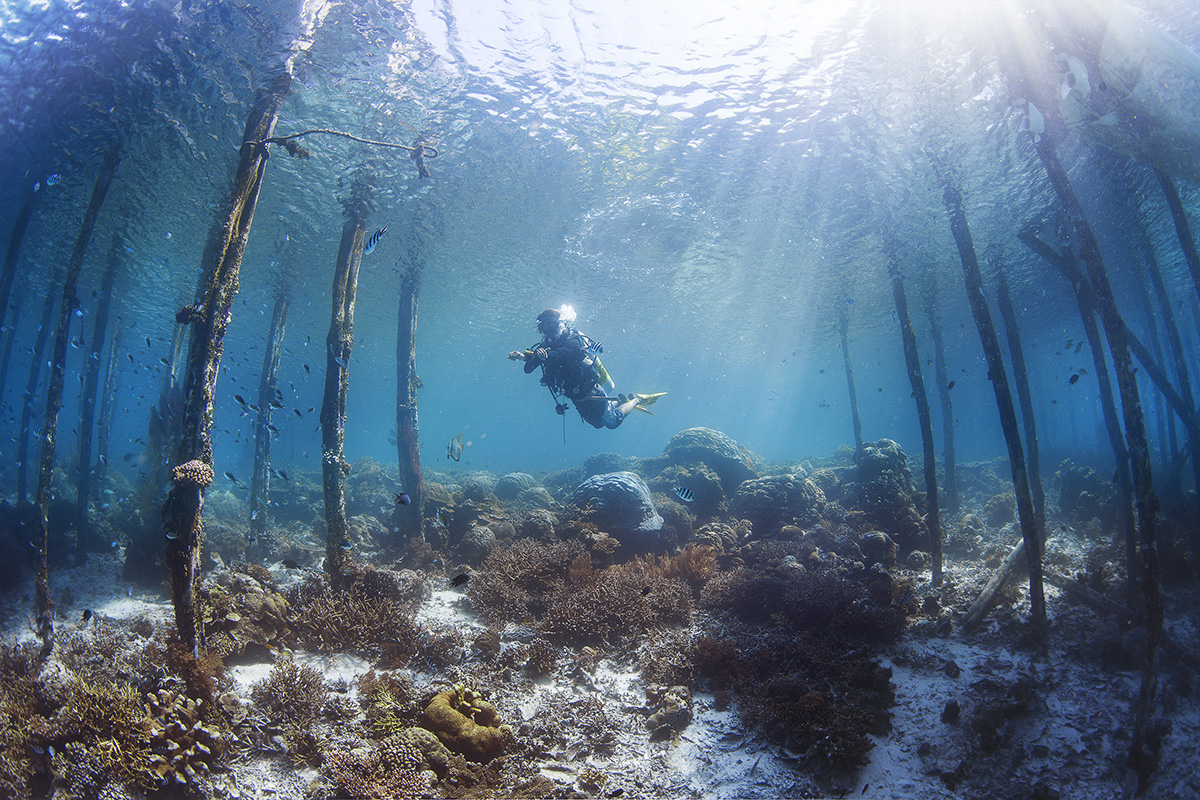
249 292 289 540
16 276 57 503
395 262 424 543
162 74 292 654
924 285 958 515
939 177 1045 635
34 144 120 650
321 183 370 590
839 305 864 463
95 329 120 497
994 266 1046 538
74 230 123 563
889 259 942 585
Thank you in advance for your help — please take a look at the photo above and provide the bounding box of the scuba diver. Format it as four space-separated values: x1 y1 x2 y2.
508 305 664 429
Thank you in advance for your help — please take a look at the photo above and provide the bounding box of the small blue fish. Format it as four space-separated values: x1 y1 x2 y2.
674 486 694 503
334 356 347 368
340 540 353 550
164 529 178 540
395 492 411 505
436 507 449 528
224 471 238 484
45 173 61 186
363 223 388 255
447 432 464 462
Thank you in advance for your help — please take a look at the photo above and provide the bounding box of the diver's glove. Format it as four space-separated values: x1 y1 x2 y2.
507 350 526 361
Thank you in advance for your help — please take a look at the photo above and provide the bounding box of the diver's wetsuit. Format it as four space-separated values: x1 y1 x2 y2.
524 329 623 429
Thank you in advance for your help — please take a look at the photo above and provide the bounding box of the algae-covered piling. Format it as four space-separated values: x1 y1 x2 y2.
395 262 424 543
321 186 369 590
250 292 289 540
34 143 120 646
889 260 942 585
162 74 292 653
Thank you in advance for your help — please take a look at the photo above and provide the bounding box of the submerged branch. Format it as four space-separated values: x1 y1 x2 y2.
253 128 439 158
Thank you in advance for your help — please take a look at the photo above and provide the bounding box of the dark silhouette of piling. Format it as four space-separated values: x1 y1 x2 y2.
95 329 120 496
889 261 942 585
161 74 292 654
939 177 1044 635
1155 170 1200 312
1019 228 1139 601
839 305 864 463
924 284 958 515
321 185 369 591
0 295 22 409
1033 133 1162 788
74 230 123 563
1144 249 1200 508
994 266 1046 537
395 262 424 542
249 293 289 540
16 276 57 504
0 192 33 335
34 144 120 650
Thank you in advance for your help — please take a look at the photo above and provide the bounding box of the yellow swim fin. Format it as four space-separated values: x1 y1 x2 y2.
633 392 666 414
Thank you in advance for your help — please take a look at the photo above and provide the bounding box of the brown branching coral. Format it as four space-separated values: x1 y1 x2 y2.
356 670 422 738
286 572 420 660
323 732 433 799
0 642 42 798
465 538 584 625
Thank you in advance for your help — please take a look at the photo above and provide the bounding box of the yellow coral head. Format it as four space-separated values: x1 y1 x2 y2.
171 459 215 488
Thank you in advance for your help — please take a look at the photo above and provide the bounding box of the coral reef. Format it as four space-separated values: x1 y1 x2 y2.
466 538 584 625
1055 460 1116 529
567 471 663 549
983 492 1016 528
171 459 215 488
420 685 509 762
841 439 924 550
203 570 291 663
143 688 225 787
323 733 434 799
494 472 536 501
286 570 420 660
250 653 328 728
729 473 825 537
657 427 761 491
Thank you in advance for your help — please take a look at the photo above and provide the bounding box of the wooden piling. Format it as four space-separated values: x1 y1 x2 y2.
161 74 292 653
74 230 122 563
1032 134 1162 786
395 263 423 543
889 261 942 585
0 192 33 334
321 186 369 590
249 293 289 540
994 266 1046 538
95 329 120 497
34 144 120 649
16 279 58 504
839 305 865 463
1155 169 1200 312
924 284 959 515
938 177 1044 634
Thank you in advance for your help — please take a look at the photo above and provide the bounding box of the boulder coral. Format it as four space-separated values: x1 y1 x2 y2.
567 471 663 547
659 427 760 491
729 474 825 537
420 685 508 762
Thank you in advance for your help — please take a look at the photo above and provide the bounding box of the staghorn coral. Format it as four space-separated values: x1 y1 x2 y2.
638 628 697 687
420 685 509 762
660 543 718 591
286 572 420 660
465 538 584 625
0 642 42 798
250 652 328 728
540 567 654 644
356 671 422 738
